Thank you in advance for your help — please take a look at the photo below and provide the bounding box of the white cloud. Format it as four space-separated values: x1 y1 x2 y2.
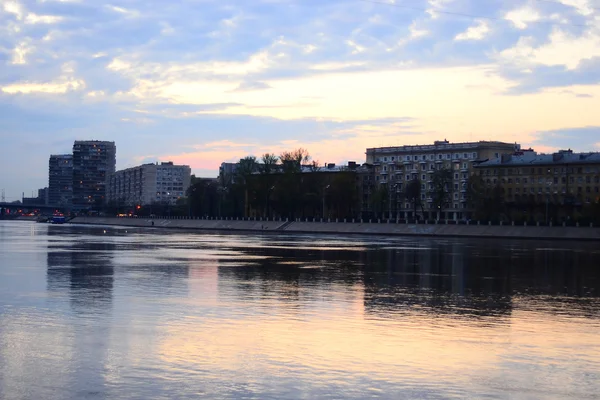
1 79 85 94
497 29 600 70
11 40 33 65
455 20 489 41
505 6 540 29
104 5 141 18
3 1 25 20
557 0 595 16
346 40 366 54
25 13 63 24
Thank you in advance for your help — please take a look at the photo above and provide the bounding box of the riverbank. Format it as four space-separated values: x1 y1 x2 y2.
69 217 600 241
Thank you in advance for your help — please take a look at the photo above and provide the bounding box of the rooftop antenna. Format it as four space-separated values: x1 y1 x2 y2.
1 189 4 202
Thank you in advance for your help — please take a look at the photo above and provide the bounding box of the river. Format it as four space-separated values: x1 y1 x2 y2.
1 221 599 399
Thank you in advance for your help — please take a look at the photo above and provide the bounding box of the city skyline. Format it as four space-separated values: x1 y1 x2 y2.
2 0 600 200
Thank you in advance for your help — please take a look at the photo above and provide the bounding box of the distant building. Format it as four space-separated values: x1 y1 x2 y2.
365 140 519 220
107 162 191 206
219 162 238 184
38 187 49 205
49 154 73 206
72 141 116 209
474 149 600 206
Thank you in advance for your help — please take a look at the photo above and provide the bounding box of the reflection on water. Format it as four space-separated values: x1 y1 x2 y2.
0 221 599 399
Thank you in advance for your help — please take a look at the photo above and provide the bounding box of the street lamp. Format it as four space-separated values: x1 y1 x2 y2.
388 183 397 220
322 185 330 218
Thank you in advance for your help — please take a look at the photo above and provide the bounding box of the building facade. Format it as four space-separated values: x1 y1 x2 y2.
107 162 191 207
48 154 73 206
474 149 600 207
365 140 519 220
72 141 116 209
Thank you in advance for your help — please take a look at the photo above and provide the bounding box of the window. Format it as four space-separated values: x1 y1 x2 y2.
454 183 459 190
414 155 419 161
454 193 458 199
406 175 410 180
422 155 426 160
391 157 395 161
446 154 451 159
463 153 468 159
421 184 425 190
454 173 459 179
383 166 387 171
523 178 528 184
494 153 499 158
422 174 426 180
472 152 477 159
462 163 467 169
384 157 387 162
516 178 520 184
438 154 443 160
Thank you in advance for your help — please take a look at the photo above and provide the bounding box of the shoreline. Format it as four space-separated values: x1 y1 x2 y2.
66 217 600 241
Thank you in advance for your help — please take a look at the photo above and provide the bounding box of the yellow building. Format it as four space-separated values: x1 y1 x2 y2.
474 149 600 209
365 140 518 220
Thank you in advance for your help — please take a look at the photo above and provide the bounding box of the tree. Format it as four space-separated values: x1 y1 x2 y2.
235 156 258 217
274 148 312 218
259 153 279 217
186 178 218 217
405 178 421 220
466 174 487 220
429 168 452 220
370 184 388 219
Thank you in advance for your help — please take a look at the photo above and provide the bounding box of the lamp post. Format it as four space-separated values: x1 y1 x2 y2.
546 177 552 225
322 185 330 218
388 183 397 220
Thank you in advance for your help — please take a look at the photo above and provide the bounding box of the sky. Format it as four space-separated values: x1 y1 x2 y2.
1 0 599 200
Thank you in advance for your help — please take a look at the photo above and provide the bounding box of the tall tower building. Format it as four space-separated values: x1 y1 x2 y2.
48 154 73 206
72 140 116 209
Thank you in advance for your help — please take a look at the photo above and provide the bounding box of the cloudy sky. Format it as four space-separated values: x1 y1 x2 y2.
1 0 599 200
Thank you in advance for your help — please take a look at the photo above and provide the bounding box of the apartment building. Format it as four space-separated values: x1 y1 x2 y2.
72 140 116 208
365 140 519 220
107 162 191 206
473 149 600 206
48 154 73 206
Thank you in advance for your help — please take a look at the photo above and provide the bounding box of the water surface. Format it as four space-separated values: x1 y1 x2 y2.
1 221 599 399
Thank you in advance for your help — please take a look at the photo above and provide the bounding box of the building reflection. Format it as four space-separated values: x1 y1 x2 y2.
360 239 600 320
214 236 600 321
46 226 115 313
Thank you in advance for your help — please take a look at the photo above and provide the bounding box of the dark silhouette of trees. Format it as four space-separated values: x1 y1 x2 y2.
405 178 421 219
430 167 452 220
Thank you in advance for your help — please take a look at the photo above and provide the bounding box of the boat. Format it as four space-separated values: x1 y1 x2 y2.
51 213 66 224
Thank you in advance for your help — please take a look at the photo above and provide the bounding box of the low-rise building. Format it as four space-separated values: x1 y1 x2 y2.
107 162 191 207
474 149 600 206
365 140 519 220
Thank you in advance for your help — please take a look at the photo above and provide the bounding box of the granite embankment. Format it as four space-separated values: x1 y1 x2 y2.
70 217 600 241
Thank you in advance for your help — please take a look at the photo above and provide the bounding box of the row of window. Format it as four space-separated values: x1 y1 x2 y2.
377 152 479 163
507 187 600 194
486 176 600 185
482 166 600 176
381 162 470 173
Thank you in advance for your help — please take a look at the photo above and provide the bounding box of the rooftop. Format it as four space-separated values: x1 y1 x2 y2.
475 150 600 167
366 140 518 154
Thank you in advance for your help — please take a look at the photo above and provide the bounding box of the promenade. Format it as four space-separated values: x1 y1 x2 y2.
70 216 600 241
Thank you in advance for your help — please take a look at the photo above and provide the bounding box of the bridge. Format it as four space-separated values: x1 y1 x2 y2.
0 202 70 216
